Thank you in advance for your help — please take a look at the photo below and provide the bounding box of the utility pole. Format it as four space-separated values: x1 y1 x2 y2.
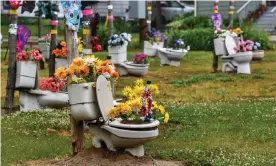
5 1 20 112
107 1 113 36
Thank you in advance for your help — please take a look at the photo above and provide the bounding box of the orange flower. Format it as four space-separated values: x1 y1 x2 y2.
79 65 89 76
60 41 66 47
112 72 119 80
55 67 67 79
103 67 112 74
101 60 108 66
72 57 84 66
52 49 62 57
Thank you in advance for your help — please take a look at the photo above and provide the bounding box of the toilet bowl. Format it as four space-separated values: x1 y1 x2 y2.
157 48 188 66
221 51 253 74
86 75 159 157
115 61 149 77
19 89 69 111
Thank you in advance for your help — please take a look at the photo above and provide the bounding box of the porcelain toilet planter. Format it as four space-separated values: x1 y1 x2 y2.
252 50 264 61
116 62 149 77
86 75 159 157
144 41 164 57
213 38 227 56
38 42 50 60
16 61 37 89
108 45 127 64
55 58 68 71
68 82 101 121
157 48 188 67
19 90 69 111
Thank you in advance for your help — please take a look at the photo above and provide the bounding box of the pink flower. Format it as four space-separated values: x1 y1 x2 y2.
246 45 252 51
233 47 239 52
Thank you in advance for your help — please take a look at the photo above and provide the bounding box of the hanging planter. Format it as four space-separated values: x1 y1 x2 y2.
108 45 127 64
55 58 68 71
144 41 164 57
68 82 101 121
15 61 37 89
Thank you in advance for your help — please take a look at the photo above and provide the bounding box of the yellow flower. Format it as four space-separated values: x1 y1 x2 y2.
79 65 89 76
133 85 143 99
129 99 142 110
159 105 166 115
135 79 144 86
72 57 84 66
117 103 132 115
152 101 159 109
122 86 132 98
148 84 159 95
54 67 67 79
164 112 169 124
108 107 119 119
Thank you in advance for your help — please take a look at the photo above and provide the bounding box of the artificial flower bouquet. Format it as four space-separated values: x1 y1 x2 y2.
52 41 68 58
234 39 256 53
172 38 185 50
16 49 45 62
146 28 167 44
78 37 83 55
108 33 131 47
133 53 149 64
108 79 169 124
39 76 66 92
55 55 119 84
92 36 102 52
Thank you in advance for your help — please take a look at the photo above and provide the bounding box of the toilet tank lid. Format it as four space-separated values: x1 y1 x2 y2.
96 75 114 122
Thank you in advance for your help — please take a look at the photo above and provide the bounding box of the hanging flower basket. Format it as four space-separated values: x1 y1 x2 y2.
144 41 164 57
68 82 101 120
15 61 37 89
55 58 68 71
108 45 127 64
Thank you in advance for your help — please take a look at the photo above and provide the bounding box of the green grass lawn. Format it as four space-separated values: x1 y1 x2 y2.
1 50 276 165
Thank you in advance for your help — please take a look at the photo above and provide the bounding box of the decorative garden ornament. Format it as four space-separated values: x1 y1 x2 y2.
21 0 36 13
9 0 22 10
61 0 82 31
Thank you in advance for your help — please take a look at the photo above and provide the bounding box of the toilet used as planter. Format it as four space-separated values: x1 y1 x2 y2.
19 89 69 111
144 41 164 57
157 48 188 67
109 45 149 77
221 35 253 74
74 75 159 157
252 50 265 61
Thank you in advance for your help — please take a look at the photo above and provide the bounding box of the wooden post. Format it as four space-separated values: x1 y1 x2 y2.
146 0 152 31
82 8 92 52
38 12 45 70
48 14 58 76
227 0 235 30
139 19 147 44
5 8 18 112
107 1 113 36
71 115 84 156
212 0 220 73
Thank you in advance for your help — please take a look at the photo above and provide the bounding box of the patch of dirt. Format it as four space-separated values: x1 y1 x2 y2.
47 128 71 137
22 147 184 166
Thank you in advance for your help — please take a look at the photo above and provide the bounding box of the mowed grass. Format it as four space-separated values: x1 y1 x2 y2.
1 49 276 165
1 99 276 165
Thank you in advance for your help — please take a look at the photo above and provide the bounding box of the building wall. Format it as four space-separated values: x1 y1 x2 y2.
92 1 129 18
196 1 247 18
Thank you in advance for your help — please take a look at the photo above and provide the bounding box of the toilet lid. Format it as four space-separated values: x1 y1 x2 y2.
225 35 238 55
96 75 114 122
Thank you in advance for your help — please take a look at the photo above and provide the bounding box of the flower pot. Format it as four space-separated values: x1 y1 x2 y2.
213 38 227 56
108 45 127 64
16 61 37 89
38 42 50 60
144 41 164 57
252 50 264 61
55 58 68 71
68 82 101 121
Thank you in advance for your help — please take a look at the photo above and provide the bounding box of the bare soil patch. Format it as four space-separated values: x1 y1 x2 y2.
21 147 183 166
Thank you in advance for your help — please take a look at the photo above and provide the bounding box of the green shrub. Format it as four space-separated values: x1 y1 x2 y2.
97 24 109 51
165 28 213 50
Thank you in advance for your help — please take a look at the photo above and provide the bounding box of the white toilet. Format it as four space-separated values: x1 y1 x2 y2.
221 35 253 74
87 75 159 157
157 48 188 67
110 54 149 77
19 89 69 111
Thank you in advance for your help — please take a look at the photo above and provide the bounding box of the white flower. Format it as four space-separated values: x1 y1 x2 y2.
84 57 95 66
103 72 110 79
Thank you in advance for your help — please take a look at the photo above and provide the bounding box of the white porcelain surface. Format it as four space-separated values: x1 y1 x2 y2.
96 75 114 121
225 35 238 55
252 50 264 61
55 58 68 71
108 45 127 64
16 61 37 89
108 118 160 129
38 42 50 60
68 82 101 120
213 38 227 56
144 41 164 56
120 62 149 77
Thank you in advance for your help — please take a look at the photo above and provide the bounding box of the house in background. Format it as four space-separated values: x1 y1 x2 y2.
194 0 276 33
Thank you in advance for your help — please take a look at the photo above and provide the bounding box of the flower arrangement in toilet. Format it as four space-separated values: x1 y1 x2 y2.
108 33 131 46
234 40 256 53
133 53 149 64
172 39 185 50
146 28 167 44
16 49 45 62
55 55 119 84
108 79 169 124
39 76 66 92
52 41 68 58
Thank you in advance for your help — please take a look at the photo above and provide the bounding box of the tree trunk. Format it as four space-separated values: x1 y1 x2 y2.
155 1 163 31
5 11 18 112
108 1 113 36
48 14 58 76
